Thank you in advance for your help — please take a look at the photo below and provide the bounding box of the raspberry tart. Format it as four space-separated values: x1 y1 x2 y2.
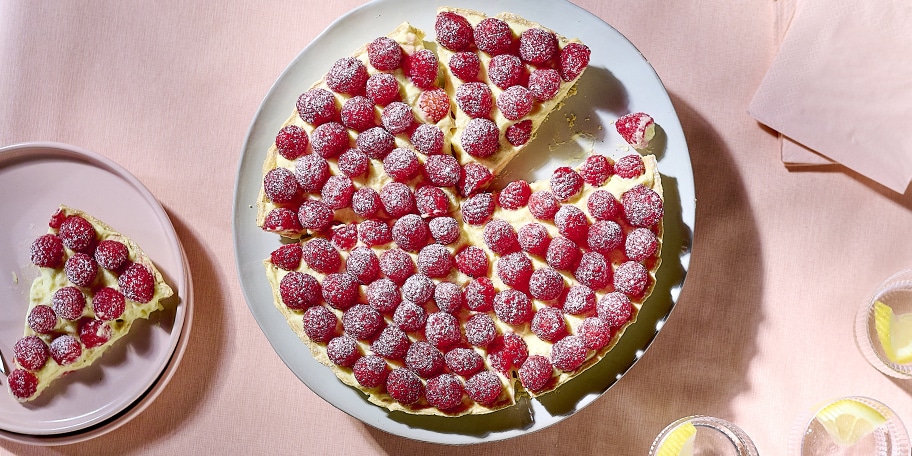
7 206 174 402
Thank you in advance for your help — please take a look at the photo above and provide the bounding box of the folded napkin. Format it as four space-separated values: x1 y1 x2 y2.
749 0 912 192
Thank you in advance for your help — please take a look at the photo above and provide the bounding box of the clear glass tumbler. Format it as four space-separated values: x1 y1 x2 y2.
855 269 912 379
649 415 759 456
788 396 909 456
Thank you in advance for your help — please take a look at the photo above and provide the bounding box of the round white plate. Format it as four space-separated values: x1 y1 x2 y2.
234 0 694 444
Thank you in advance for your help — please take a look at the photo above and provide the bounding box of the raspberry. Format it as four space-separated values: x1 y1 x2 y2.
366 278 401 313
337 148 370 178
498 180 531 209
30 234 64 268
455 82 493 119
365 72 401 106
321 175 355 210
263 208 302 233
488 54 525 89
311 122 350 158
322 272 360 310
448 51 481 82
528 68 561 101
474 18 513 56
48 208 66 229
391 214 429 252
263 167 300 204
505 120 533 146
578 317 612 350
383 147 420 181
297 199 334 232
614 261 650 298
371 326 410 359
93 287 126 320
302 305 337 342
559 42 590 81
445 347 483 377
381 102 414 135
464 277 495 312
626 227 659 262
342 304 384 340
386 368 424 405
465 370 503 405
393 300 427 332
79 318 112 348
402 273 435 304
417 89 450 124
435 12 473 51
327 335 361 366
622 184 663 227
531 306 567 342
353 354 389 388
28 305 56 334
331 223 358 251
296 88 337 125
529 267 564 301
460 192 495 225
94 239 129 271
425 312 461 349
615 112 655 149
574 251 611 290
367 36 402 71
597 292 633 329
517 223 551 256
301 238 341 274
340 96 376 132
551 335 587 371
587 220 624 255
356 126 396 159
433 281 463 313
294 153 330 193
580 154 613 186
496 252 533 290
562 285 596 315
59 215 96 253
483 219 520 255
554 205 589 243
488 333 528 372
407 48 439 90
279 271 321 310
429 216 460 245
49 335 82 365
410 124 445 156
496 86 533 120
458 162 494 197
380 182 417 218
417 243 453 278
405 341 445 378
379 248 415 284
423 154 461 187
52 286 86 320
528 190 560 220
587 189 623 221
65 252 98 287
275 125 310 161
614 154 645 178
518 355 552 392
357 219 392 247
8 369 39 400
519 28 558 64
550 167 584 201
426 373 464 410
464 312 497 346
326 57 368 95
346 246 380 284
14 336 50 370
351 187 382 218
415 185 450 217
546 236 581 271
493 288 533 325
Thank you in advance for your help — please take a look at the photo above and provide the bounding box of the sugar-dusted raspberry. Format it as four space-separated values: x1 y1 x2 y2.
528 68 561 101
559 42 591 81
588 220 624 255
365 72 400 106
580 154 613 186
27 304 56 334
435 11 473 51
14 335 50 370
48 208 66 229
65 252 98 287
587 189 622 222
493 289 533 325
615 260 650 298
551 335 587 371
554 205 589 243
415 186 450 218
380 182 417 218
531 306 567 342
326 57 368 95
94 239 129 272
455 82 493 119
434 281 463 313
301 237 341 274
505 120 533 146
340 96 376 132
322 272 360 310
353 354 389 388
517 223 551 257
342 303 384 340
52 286 86 320
379 248 415 284
578 317 612 350
423 154 461 188
425 312 462 349
311 122 350 159
346 246 380 284
356 126 396 159
383 147 420 182
351 187 381 218
496 252 534 291
482 219 520 255
263 167 300 204
59 215 96 253
30 234 65 268
616 112 655 149
496 85 533 121
575 251 611 290
393 300 427 332
296 87 337 126
597 291 633 329
464 276 495 312
417 244 453 278
455 246 489 278
562 285 596 315
407 48 439 90
418 89 450 124
275 124 310 161
321 176 355 210
545 236 581 272
381 102 414 135
367 36 402 71
327 335 361 367
461 192 495 225
279 271 321 310
402 273 435 305
622 184 663 227
466 370 503 406
615 154 645 179
294 153 330 193
386 368 424 405
410 124 444 156
528 190 560 220
529 267 565 301
8 369 39 400
474 17 513 56
488 333 528 372
93 287 126 320
448 51 481 82
302 305 337 342
445 347 483 377
551 167 584 201
405 341 445 378
488 54 526 90
297 199 334 232
49 334 82 365
426 373 465 410
79 318 112 348
263 207 303 233
518 355 552 392
366 278 400 313
626 227 659 262
459 162 494 197
519 28 558 64
371 325 410 359
498 180 531 210
337 148 370 178
329 224 357 251
429 216 460 245
465 312 497 347
357 219 392 247
391 214 429 252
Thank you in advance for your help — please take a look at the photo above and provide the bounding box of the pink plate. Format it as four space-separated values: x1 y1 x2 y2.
0 142 189 437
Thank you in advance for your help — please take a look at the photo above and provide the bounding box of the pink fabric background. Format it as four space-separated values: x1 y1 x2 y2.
1 0 910 454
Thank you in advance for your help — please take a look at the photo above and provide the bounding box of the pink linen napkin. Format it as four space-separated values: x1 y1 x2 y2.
749 0 912 192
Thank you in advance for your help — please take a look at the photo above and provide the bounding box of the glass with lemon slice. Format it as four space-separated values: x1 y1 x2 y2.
855 269 912 379
788 396 909 456
649 416 759 456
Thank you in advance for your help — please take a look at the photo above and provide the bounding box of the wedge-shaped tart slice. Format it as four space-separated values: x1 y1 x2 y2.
7 206 174 401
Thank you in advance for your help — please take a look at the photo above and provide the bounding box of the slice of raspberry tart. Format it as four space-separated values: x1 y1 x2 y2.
7 206 174 402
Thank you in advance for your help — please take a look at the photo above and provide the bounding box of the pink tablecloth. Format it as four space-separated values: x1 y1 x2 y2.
1 1 910 454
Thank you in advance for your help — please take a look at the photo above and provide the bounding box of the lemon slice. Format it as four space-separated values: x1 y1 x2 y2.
656 420 697 456
874 300 912 364
815 399 887 446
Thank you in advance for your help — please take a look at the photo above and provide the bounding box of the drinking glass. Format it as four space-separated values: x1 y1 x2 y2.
649 415 759 456
788 396 909 456
855 269 912 379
